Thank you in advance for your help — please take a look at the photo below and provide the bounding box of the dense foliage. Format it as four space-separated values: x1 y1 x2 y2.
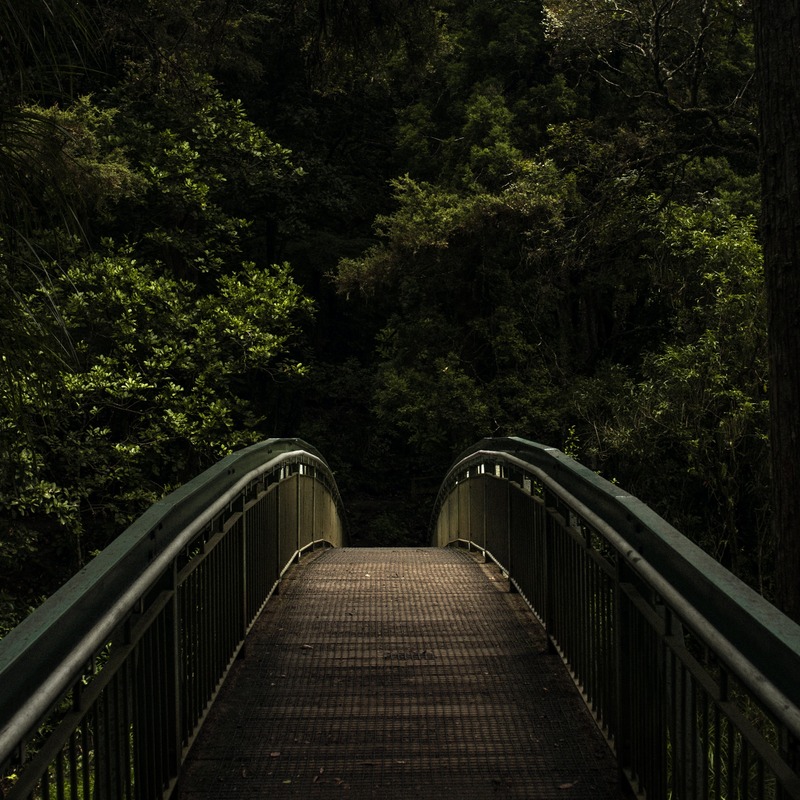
0 0 768 632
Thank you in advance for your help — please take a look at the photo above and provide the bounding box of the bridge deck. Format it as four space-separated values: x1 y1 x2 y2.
178 547 621 799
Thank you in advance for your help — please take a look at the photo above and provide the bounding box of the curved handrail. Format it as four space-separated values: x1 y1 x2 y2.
432 436 800 738
0 437 345 770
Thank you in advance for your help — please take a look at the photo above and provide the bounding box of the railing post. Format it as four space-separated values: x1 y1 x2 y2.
780 730 800 800
274 472 282 594
543 489 556 654
166 561 182 795
507 473 517 593
134 561 181 800
237 494 248 659
482 471 488 563
312 466 317 548
466 471 472 551
614 558 632 795
296 465 302 564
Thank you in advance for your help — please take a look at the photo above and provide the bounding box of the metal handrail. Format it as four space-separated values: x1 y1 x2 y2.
432 436 800 799
0 437 345 797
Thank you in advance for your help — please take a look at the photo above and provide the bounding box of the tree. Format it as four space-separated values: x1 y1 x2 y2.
0 0 320 631
585 200 769 587
754 0 800 622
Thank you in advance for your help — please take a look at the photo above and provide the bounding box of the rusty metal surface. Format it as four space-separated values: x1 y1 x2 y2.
177 547 621 799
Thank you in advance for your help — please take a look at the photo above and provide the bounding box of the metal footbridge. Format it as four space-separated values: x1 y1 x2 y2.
1 438 800 799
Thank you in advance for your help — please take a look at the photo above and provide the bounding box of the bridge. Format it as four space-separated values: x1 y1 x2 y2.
1 437 799 799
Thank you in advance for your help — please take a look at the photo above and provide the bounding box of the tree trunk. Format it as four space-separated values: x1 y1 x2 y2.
754 0 800 623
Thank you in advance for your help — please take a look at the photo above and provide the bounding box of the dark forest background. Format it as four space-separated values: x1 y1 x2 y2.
0 0 768 634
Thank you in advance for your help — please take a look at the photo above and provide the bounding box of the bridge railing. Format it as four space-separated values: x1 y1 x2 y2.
432 437 800 800
0 438 344 800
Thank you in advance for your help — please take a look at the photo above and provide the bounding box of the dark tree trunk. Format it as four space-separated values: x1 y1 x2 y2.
754 0 800 622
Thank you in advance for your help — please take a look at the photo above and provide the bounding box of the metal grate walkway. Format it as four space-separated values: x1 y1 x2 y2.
177 547 622 799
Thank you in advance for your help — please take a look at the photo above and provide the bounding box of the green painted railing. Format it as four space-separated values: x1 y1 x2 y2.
0 438 345 800
432 437 800 800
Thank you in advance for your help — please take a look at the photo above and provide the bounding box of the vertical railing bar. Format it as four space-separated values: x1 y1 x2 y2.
590 549 598 719
640 613 647 793
220 521 228 662
577 534 584 687
204 533 212 704
145 610 157 799
193 565 201 731
158 607 167 795
231 524 238 653
233 522 240 648
482 470 488 562
68 730 77 800
312 469 317 550
682 659 689 800
295 468 301 564
659 624 665 796
42 761 51 800
670 641 678 798
168 561 182 796
248 502 257 617
741 738 750 800
204 550 212 706
504 471 512 582
274 480 281 594
593 550 601 717
220 534 227 669
228 523 234 655
609 566 616 735
213 533 220 691
118 671 127 800
714 700 722 800
162 604 171 793
81 710 90 800
616 568 632 793
651 616 657 794
192 561 203 730
578 537 584 686
583 539 590 703
148 618 158 800
215 534 223 682
647 612 654 793
607 566 613 736
638 617 645 794
102 678 112 800
139 620 149 800
702 688 710 800
590 546 597 704
55 748 64 800
757 752 764 800
111 674 121 800
629 608 637 789
192 563 199 732
726 717 735 800
189 568 196 737
691 674 699 800
244 503 252 627
686 662 693 800
123 660 133 800
200 555 206 720
184 570 193 737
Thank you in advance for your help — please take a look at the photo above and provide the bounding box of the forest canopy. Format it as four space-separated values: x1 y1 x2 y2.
0 0 768 633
